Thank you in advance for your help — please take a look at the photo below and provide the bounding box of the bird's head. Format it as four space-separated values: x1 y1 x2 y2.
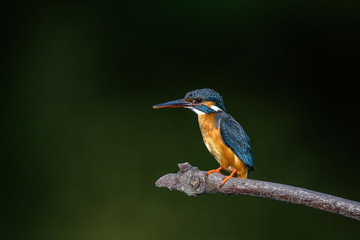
153 88 225 114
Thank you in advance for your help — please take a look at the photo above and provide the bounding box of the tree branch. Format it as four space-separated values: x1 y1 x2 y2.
155 162 360 220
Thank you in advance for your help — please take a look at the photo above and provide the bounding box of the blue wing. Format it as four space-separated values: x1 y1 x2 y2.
218 113 254 169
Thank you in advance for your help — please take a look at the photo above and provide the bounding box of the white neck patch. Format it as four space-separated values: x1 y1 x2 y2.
210 106 223 112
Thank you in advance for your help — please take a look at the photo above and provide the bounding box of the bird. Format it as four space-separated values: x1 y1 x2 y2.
153 88 253 186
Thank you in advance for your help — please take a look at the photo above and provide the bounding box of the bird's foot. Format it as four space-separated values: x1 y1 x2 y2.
206 166 224 176
220 169 237 187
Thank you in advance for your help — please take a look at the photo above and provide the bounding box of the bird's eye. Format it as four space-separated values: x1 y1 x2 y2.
193 98 203 104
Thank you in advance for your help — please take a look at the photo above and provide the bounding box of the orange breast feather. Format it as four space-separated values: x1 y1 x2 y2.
198 114 248 178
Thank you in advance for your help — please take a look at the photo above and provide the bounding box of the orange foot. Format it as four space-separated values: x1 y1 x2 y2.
220 169 238 187
206 166 224 176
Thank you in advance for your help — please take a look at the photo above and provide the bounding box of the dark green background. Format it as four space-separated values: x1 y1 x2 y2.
2 1 359 240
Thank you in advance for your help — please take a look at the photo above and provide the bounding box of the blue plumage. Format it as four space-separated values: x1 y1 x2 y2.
217 113 254 169
185 88 226 112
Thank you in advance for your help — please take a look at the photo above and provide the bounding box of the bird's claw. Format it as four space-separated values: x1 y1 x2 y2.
206 166 224 176
219 169 238 187
206 169 223 175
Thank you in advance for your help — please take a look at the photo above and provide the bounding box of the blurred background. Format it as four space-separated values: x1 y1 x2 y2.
1 1 360 240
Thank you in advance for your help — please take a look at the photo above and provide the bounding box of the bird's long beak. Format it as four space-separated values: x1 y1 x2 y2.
153 99 192 109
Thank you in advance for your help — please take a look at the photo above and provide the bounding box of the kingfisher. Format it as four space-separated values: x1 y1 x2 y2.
153 88 254 186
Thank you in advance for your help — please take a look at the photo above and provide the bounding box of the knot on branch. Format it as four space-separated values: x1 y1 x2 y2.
177 163 206 196
155 162 206 196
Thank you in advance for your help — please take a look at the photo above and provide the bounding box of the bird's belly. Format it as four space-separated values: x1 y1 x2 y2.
198 114 235 171
204 140 232 169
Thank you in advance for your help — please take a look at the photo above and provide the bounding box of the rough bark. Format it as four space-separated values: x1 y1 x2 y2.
155 162 360 220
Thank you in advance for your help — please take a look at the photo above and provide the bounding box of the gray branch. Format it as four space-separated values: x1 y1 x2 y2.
156 162 360 220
